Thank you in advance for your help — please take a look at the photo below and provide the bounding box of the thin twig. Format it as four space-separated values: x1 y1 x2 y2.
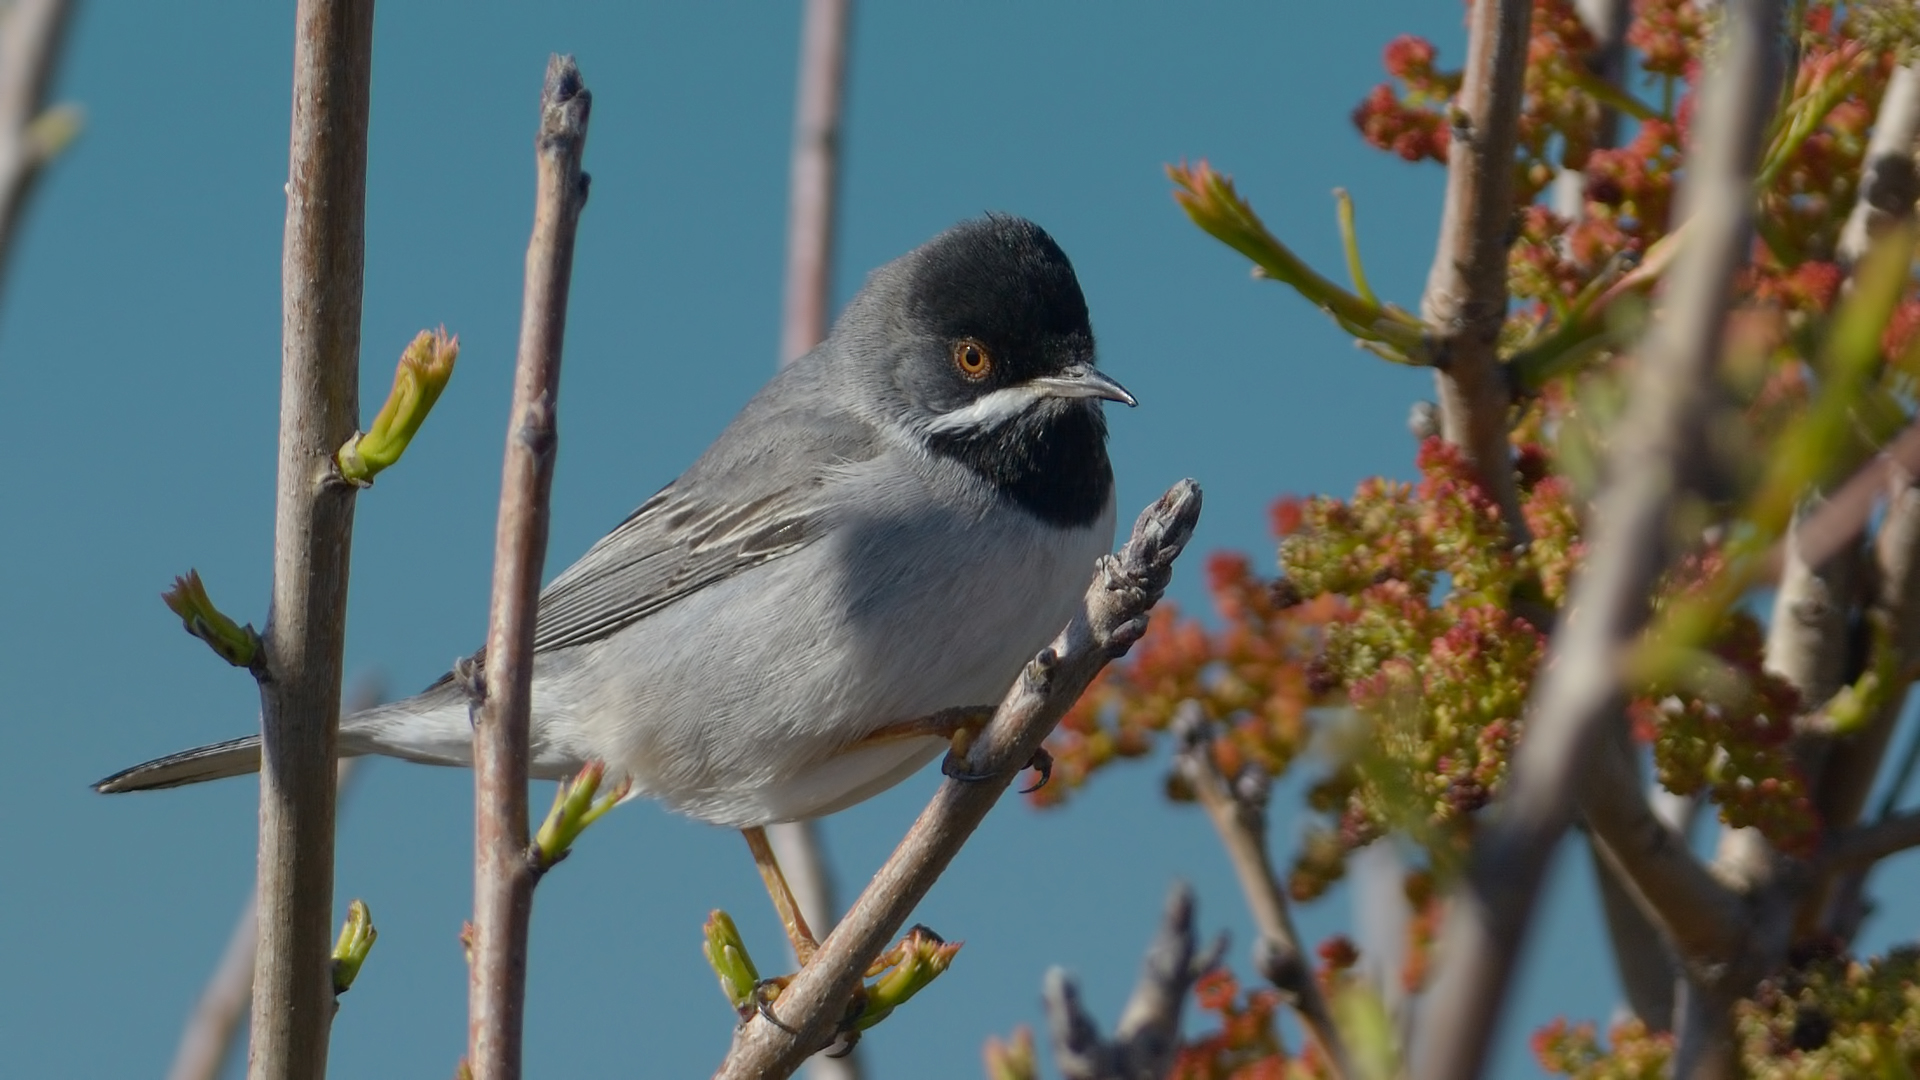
1420 0 1532 533
712 481 1203 1080
1411 4 1783 1077
1760 417 1920 582
770 5 861 1073
1041 883 1226 1080
779 0 852 367
0 0 76 307
250 2 374 1077
1578 726 1749 966
1170 705 1351 1079
171 899 256 1080
466 55 591 1080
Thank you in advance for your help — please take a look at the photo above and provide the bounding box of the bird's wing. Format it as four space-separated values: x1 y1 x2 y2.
529 398 881 654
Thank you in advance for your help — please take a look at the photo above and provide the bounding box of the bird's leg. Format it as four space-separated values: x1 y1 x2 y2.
741 825 818 966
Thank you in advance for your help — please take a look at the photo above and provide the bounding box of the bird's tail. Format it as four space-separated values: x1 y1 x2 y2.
91 681 565 794
93 735 264 793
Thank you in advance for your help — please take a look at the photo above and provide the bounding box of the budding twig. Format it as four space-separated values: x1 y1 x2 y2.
466 54 592 1080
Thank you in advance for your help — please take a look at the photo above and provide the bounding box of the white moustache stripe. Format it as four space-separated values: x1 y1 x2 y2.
923 385 1051 435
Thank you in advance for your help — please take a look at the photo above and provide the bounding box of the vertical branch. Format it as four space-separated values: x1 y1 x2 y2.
1837 63 1920 266
1411 2 1783 1077
174 683 379 1080
0 0 76 305
771 6 860 1071
1421 0 1531 529
778 0 852 367
465 55 591 1080
250 2 374 1078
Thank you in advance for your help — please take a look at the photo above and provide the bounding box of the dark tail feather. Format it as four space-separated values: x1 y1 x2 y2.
93 735 262 793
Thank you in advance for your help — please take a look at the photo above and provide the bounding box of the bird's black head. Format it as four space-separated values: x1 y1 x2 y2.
837 215 1133 528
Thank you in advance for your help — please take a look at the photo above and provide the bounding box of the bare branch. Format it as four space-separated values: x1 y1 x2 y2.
1421 0 1530 530
1837 62 1920 266
1821 808 1920 873
249 2 374 1076
1042 883 1225 1080
467 55 591 1080
712 480 1203 1080
779 0 853 367
1760 417 1920 582
1411 3 1784 1076
1578 726 1749 966
1809 454 1920 937
171 899 257 1080
1170 705 1351 1078
0 0 76 306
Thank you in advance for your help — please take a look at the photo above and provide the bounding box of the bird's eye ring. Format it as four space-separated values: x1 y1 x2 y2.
951 339 993 381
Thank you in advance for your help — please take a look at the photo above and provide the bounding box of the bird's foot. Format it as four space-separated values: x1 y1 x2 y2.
941 733 1054 794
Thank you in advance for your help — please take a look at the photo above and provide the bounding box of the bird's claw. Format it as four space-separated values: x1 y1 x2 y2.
1018 748 1053 794
940 745 1053 792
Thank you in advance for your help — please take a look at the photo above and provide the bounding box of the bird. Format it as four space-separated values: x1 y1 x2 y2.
95 213 1132 966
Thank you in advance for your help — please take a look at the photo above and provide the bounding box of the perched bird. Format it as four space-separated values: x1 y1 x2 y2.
96 214 1132 960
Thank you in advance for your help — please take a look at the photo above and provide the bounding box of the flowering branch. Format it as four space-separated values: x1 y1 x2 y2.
1412 3 1785 1076
1419 0 1532 533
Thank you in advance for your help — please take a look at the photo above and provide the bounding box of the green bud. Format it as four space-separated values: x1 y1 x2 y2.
337 328 459 486
702 910 761 1015
161 570 260 669
532 761 630 869
331 899 377 996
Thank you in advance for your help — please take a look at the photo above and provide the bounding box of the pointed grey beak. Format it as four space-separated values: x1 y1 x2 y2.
1028 365 1138 407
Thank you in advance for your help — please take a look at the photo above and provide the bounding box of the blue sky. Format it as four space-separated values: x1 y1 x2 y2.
6 4 1915 1078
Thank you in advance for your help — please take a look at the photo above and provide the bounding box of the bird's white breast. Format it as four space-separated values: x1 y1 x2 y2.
558 445 1115 827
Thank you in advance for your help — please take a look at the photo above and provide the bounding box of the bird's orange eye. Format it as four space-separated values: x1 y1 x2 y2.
952 339 993 380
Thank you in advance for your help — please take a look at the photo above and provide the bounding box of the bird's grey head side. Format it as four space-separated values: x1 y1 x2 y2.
820 215 1132 428
814 215 1134 528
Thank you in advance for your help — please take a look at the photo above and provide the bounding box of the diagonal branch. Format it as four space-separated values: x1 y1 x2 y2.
1041 882 1226 1080
768 6 862 1075
1410 3 1784 1077
465 55 592 1080
1170 705 1352 1079
1421 0 1531 532
250 2 374 1077
712 480 1203 1080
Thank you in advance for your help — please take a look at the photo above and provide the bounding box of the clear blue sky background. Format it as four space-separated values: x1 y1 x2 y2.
6 4 1918 1078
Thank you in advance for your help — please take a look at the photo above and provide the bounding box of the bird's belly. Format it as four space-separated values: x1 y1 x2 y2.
568 496 1115 827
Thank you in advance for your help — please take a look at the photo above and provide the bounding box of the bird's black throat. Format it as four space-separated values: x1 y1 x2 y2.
926 400 1113 528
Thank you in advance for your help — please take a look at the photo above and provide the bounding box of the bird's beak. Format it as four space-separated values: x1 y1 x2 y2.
1028 365 1138 407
